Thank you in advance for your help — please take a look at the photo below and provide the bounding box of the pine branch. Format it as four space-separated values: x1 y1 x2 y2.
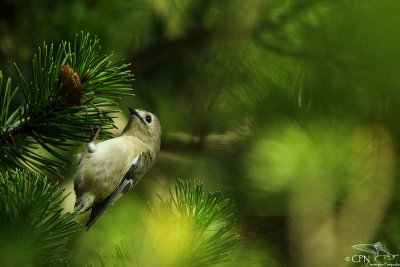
0 169 81 266
0 33 133 177
86 180 239 267
147 179 240 266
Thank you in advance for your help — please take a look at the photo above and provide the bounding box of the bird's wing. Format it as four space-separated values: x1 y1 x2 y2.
352 244 378 255
85 153 143 230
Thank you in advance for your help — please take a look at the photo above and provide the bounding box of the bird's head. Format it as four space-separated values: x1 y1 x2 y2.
123 107 162 152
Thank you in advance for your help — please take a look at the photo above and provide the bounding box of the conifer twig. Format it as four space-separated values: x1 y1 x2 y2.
0 33 134 178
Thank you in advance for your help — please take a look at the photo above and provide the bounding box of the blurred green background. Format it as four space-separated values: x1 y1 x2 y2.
1 0 400 266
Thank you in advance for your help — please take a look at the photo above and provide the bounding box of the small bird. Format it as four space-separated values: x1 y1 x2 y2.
74 107 161 230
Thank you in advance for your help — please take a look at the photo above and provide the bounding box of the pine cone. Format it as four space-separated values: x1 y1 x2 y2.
58 65 82 107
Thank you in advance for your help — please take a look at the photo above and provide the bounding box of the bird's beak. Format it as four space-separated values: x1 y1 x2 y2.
128 107 145 124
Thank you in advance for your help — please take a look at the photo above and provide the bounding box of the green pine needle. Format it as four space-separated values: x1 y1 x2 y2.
0 169 81 266
0 33 134 178
111 240 136 267
148 179 240 266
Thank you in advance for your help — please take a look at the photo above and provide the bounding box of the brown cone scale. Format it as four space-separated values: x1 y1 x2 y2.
58 65 82 107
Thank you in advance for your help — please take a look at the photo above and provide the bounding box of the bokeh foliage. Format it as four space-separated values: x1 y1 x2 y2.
1 0 400 266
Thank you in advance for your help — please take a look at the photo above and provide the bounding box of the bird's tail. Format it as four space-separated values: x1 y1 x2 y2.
74 193 94 213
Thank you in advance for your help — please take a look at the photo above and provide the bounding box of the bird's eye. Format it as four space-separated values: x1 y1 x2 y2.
145 115 152 123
